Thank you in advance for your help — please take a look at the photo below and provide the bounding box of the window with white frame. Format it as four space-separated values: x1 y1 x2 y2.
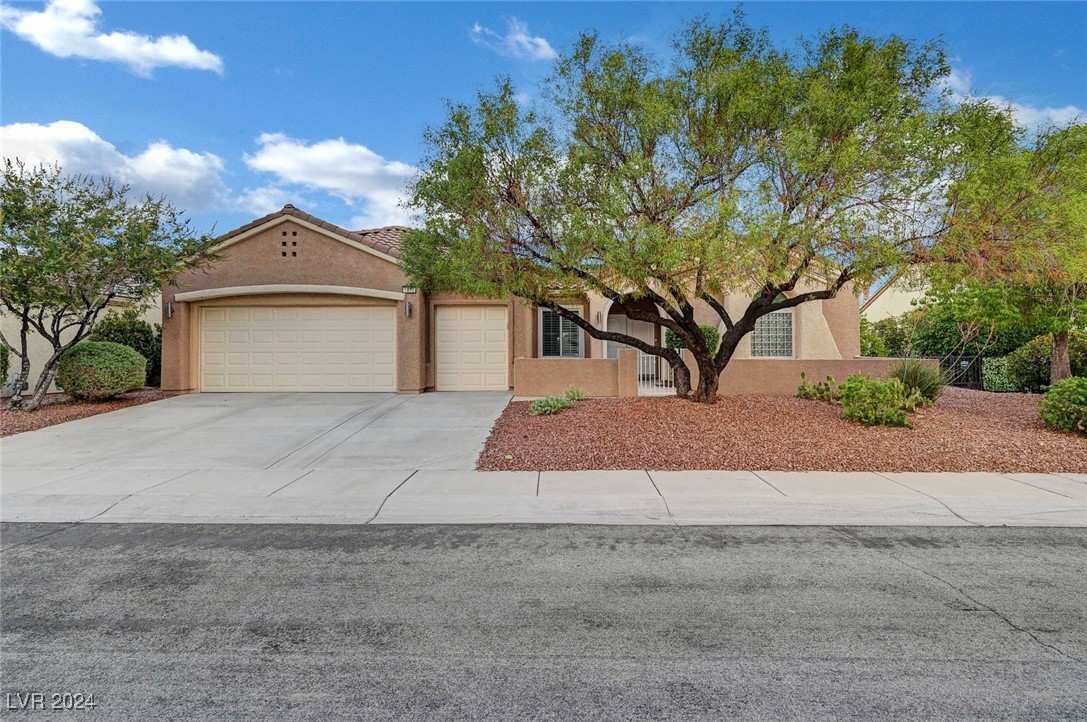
540 307 583 358
751 311 794 357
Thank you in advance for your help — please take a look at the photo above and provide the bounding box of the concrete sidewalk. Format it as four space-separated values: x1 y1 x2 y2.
2 469 1084 526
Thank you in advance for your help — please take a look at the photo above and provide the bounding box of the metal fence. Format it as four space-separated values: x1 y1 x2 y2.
638 352 675 396
938 356 983 390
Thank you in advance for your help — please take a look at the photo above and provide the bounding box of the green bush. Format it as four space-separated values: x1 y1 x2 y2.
797 372 838 403
982 357 1021 392
911 295 1043 358
56 341 146 400
0 344 9 380
1005 332 1087 393
1039 377 1087 435
890 358 946 403
665 325 720 355
562 386 588 402
90 308 161 385
530 394 574 416
837 375 925 428
860 318 888 357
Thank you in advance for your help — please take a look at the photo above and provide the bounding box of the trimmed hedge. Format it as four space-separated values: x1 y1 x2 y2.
56 341 146 400
981 357 1020 392
1039 377 1087 435
1005 332 1087 393
90 308 161 385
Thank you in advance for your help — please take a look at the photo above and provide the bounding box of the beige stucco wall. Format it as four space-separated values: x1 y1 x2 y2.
162 219 426 394
861 272 928 322
2 297 162 393
514 358 620 397
715 357 923 396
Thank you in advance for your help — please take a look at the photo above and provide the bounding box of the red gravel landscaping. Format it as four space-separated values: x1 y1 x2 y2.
478 387 1087 473
0 388 166 437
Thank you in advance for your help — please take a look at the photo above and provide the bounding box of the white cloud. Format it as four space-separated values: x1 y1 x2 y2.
946 66 1083 131
470 18 557 61
0 0 223 76
0 120 230 211
244 133 415 228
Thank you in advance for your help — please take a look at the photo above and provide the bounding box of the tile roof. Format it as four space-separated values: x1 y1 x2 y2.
218 204 406 259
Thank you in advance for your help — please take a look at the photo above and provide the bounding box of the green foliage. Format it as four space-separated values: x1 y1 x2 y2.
56 341 146 401
860 318 888 357
926 123 1087 380
89 308 161 384
796 372 838 403
0 343 8 380
1005 332 1087 393
562 386 588 402
530 395 575 416
890 359 946 403
1039 377 1087 435
1 160 215 408
838 375 926 428
910 288 1043 358
665 326 720 355
403 12 1009 402
981 357 1020 393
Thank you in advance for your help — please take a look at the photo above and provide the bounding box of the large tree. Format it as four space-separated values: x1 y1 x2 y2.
930 121 1087 383
403 14 1008 402
0 161 215 410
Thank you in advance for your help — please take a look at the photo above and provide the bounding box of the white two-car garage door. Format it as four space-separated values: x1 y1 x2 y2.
435 306 508 390
200 306 397 392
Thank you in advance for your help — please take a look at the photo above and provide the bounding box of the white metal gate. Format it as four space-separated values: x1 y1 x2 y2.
637 352 675 396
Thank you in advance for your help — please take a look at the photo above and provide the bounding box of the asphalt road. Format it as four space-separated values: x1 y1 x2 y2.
2 523 1085 721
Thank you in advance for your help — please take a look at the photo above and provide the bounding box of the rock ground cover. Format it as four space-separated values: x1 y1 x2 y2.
479 387 1087 472
0 388 165 437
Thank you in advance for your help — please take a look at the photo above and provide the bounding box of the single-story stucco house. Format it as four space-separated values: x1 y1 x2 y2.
161 205 901 397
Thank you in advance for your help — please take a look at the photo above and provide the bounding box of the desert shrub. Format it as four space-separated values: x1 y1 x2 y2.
562 386 588 402
797 373 838 403
89 308 161 384
56 342 146 400
982 357 1021 392
868 314 919 357
1039 377 1087 435
890 358 946 403
665 325 720 355
0 344 9 380
1005 332 1087 393
837 375 925 428
530 394 574 416
911 293 1044 358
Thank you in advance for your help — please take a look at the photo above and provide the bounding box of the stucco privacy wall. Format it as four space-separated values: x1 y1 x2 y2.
161 218 424 393
514 358 620 397
517 353 922 397
2 298 161 393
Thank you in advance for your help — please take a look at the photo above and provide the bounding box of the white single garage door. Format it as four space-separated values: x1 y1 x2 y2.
435 306 508 390
200 305 397 392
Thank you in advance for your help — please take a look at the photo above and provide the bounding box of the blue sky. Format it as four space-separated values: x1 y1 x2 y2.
2 1 1084 235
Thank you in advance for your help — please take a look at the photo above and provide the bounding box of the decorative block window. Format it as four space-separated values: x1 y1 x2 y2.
540 307 582 358
751 311 793 357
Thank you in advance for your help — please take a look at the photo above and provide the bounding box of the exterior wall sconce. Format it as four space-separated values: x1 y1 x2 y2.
166 302 173 318
595 311 603 325
405 300 413 318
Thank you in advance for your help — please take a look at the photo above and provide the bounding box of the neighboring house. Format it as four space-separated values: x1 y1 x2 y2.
161 205 888 397
861 271 928 322
1 297 161 393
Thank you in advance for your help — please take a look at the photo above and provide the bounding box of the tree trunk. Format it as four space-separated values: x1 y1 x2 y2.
8 340 32 411
1051 330 1072 384
672 359 692 397
688 350 720 404
21 347 66 411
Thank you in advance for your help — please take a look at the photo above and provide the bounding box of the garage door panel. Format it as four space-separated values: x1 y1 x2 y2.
435 306 508 391
200 305 396 392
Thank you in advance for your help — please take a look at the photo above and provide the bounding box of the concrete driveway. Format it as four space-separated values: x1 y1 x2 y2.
2 391 512 479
